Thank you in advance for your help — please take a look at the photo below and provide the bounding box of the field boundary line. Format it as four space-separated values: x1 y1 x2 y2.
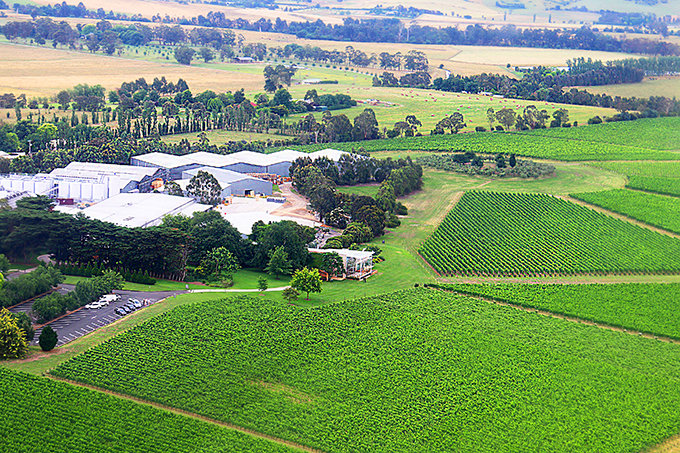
49 376 324 453
431 287 678 344
559 195 680 240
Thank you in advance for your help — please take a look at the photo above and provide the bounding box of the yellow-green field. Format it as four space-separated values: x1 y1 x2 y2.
575 76 680 100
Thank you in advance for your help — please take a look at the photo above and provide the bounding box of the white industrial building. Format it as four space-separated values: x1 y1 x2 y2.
180 167 273 197
64 192 212 228
131 148 349 178
1 162 166 203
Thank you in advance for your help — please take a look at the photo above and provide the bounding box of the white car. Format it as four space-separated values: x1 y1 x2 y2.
97 298 111 307
85 301 102 309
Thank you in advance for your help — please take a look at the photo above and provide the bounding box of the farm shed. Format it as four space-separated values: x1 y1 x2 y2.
50 162 165 196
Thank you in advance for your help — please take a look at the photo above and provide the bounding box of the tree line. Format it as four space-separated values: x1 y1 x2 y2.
6 4 680 56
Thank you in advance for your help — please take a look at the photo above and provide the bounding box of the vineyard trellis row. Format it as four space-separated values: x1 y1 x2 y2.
419 191 680 276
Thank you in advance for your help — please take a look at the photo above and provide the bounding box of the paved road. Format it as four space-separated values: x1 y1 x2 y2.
30 289 185 347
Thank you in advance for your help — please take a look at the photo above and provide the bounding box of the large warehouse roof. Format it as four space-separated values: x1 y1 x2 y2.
78 193 211 228
131 152 194 168
132 148 349 172
52 162 158 179
184 167 263 184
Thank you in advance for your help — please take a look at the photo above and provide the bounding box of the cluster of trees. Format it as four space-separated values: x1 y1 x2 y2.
416 152 556 178
0 265 63 309
484 106 571 131
32 270 124 323
432 68 680 117
372 71 432 88
291 155 422 233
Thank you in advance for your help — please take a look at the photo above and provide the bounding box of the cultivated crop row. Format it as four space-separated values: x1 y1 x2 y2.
283 131 678 161
52 290 680 453
516 117 680 150
589 161 680 197
0 368 297 453
572 189 680 234
434 283 680 339
419 191 680 276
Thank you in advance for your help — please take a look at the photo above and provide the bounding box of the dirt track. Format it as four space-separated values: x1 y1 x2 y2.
272 183 319 223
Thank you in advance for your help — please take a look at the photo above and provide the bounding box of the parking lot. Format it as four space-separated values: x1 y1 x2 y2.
29 289 185 347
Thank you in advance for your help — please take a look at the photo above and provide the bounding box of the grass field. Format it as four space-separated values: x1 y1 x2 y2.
572 189 680 234
419 191 680 276
442 283 680 339
0 368 298 453
574 76 680 100
162 129 290 145
51 289 680 453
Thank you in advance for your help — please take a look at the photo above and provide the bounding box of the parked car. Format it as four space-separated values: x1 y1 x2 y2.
97 299 110 307
124 303 136 312
114 307 126 316
131 300 142 309
85 301 102 309
120 306 131 314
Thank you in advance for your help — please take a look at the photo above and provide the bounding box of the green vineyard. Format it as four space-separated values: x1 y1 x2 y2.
52 291 680 453
434 283 680 339
419 191 680 276
280 130 679 161
0 368 297 453
589 161 680 197
516 117 680 150
572 189 680 234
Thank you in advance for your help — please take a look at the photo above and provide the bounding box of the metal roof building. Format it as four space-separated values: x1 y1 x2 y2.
75 193 211 228
181 167 273 197
50 162 165 194
131 149 348 178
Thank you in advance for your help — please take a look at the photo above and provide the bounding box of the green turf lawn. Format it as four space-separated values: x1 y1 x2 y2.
51 289 680 453
0 368 298 453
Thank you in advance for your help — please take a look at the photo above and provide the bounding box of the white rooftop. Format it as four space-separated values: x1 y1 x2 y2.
133 152 194 168
77 192 211 228
308 248 373 260
189 151 239 167
225 212 319 235
309 149 348 162
53 162 159 179
184 167 265 184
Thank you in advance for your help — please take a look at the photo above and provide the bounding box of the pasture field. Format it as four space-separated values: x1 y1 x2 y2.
572 189 680 234
282 130 679 161
0 368 299 453
516 117 680 151
419 191 680 276
162 129 289 146
589 161 680 197
52 290 680 453
574 76 680 100
439 283 680 339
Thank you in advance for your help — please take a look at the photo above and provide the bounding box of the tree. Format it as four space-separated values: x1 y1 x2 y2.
200 246 240 282
495 108 517 130
486 107 496 130
175 46 196 65
0 253 10 274
12 312 34 342
164 180 184 197
186 170 222 205
265 245 293 279
257 276 268 293
16 195 55 211
354 205 386 237
0 308 28 359
291 267 322 300
321 252 344 277
509 154 517 168
495 153 506 169
282 287 299 303
38 324 58 352
551 108 570 127
199 47 215 63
